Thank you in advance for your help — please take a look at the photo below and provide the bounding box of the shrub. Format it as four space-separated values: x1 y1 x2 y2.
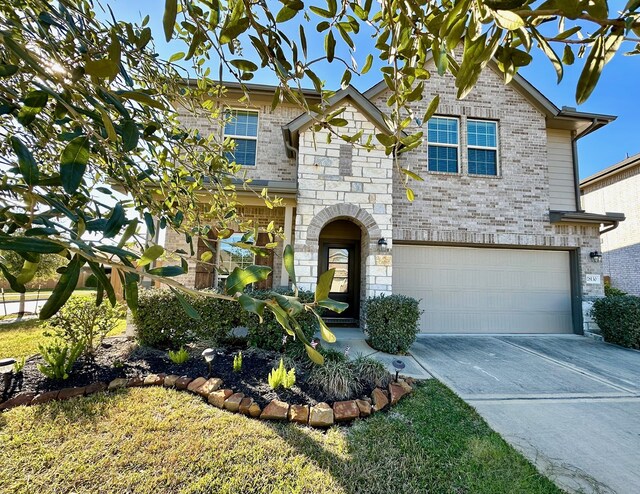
46 295 125 356
591 295 640 349
318 346 347 363
243 288 318 355
168 347 189 364
134 289 240 349
351 355 391 389
363 294 422 354
37 341 83 380
604 282 627 297
309 359 361 400
268 358 296 389
233 351 243 372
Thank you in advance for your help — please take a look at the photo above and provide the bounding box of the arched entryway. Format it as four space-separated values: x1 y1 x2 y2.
318 219 362 322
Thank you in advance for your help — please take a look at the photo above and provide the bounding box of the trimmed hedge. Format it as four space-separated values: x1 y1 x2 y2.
591 295 640 349
364 294 422 354
134 288 319 354
135 289 240 349
243 288 318 358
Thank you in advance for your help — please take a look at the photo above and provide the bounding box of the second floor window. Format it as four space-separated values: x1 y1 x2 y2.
427 117 459 173
224 110 258 166
467 119 498 176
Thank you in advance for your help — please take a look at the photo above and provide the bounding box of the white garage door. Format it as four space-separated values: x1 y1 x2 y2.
393 245 573 334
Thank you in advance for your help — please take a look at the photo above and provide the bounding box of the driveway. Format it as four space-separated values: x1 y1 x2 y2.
411 335 640 494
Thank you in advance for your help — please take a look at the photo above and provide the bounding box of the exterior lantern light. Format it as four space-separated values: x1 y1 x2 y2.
589 251 603 262
0 357 16 392
202 348 215 377
391 359 405 382
377 238 388 247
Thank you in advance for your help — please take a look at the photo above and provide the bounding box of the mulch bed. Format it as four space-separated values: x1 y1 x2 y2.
2 337 378 408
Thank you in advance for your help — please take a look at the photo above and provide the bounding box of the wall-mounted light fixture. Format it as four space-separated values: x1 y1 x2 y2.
589 251 603 263
377 238 390 251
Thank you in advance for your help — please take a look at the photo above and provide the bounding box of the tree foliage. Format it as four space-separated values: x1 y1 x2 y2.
1 0 638 361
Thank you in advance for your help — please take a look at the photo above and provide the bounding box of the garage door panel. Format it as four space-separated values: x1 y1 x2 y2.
393 245 573 334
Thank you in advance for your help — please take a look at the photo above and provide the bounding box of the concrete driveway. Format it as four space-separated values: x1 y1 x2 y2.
411 335 640 494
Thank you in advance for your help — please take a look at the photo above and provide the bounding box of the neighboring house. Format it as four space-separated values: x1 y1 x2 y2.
581 154 640 295
164 62 624 335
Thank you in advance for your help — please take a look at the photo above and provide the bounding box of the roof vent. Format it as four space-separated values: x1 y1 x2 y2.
562 106 577 111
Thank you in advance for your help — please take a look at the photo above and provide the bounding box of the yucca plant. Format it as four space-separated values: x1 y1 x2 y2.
13 356 26 374
268 358 295 390
168 347 190 364
37 342 83 380
233 351 243 372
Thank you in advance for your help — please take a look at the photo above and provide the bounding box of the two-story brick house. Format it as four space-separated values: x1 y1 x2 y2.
165 62 623 335
581 153 640 296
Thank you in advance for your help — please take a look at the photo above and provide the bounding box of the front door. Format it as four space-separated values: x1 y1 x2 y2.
318 240 360 321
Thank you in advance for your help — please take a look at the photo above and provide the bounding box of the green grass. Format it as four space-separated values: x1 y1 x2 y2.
0 382 561 494
0 317 127 359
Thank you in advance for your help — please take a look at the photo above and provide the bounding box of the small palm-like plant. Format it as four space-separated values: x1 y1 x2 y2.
168 347 189 364
37 342 83 380
233 351 243 372
268 358 295 389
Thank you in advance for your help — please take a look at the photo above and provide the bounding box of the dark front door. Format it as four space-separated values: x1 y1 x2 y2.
319 240 360 320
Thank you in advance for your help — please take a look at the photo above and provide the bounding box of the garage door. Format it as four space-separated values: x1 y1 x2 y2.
393 245 573 334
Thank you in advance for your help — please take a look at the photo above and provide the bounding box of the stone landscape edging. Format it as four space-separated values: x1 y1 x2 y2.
0 373 415 427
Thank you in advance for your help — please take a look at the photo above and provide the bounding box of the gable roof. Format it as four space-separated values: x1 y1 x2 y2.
580 153 640 189
282 85 401 158
363 61 616 140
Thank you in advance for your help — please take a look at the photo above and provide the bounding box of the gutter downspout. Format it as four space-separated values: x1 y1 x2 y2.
571 118 601 213
600 221 620 235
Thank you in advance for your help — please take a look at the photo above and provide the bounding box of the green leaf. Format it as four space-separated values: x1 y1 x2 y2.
138 245 164 267
124 271 139 317
99 108 117 141
230 59 258 72
305 344 325 364
406 188 415 201
273 293 304 316
144 212 156 238
309 6 332 17
147 266 185 277
422 95 440 124
532 29 563 83
163 0 178 42
0 262 26 293
170 287 201 320
10 136 39 185
103 203 126 239
315 268 335 302
268 301 296 336
238 293 266 323
169 52 185 62
60 135 90 194
85 58 120 78
314 310 336 342
16 259 39 285
0 64 18 77
117 91 167 110
0 235 64 254
325 30 336 63
317 298 348 313
493 10 525 31
361 54 373 75
401 168 424 181
200 251 213 263
39 254 84 319
276 6 297 22
121 119 139 151
562 45 575 65
283 244 297 296
17 90 48 125
225 265 272 294
88 261 117 306
117 218 139 248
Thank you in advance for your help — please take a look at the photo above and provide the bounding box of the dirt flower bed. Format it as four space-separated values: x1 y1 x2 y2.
1 337 415 427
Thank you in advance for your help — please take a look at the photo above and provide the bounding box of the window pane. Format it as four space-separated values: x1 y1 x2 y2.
468 148 497 175
428 145 458 173
468 120 497 148
224 110 258 137
219 233 254 275
328 248 349 293
428 117 458 145
225 138 257 166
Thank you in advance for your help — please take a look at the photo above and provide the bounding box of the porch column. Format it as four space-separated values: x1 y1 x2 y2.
280 204 294 287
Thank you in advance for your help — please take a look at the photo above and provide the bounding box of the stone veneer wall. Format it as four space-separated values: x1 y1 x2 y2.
293 102 395 317
369 63 604 333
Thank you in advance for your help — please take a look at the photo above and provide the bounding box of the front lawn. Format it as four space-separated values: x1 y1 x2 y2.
0 381 561 494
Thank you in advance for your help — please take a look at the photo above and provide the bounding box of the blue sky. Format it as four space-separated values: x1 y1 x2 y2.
105 1 639 179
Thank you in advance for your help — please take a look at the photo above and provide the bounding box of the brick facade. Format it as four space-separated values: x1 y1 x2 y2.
582 162 640 296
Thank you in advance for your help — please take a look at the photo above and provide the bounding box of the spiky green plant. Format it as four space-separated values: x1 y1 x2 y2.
37 341 83 380
233 351 243 372
168 347 190 364
13 356 25 373
268 358 295 390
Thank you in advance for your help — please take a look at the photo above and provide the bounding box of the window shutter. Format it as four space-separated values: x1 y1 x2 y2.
194 235 215 289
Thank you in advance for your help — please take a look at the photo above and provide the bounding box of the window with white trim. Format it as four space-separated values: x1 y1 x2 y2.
217 233 255 286
224 110 258 166
427 116 459 173
467 119 498 176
